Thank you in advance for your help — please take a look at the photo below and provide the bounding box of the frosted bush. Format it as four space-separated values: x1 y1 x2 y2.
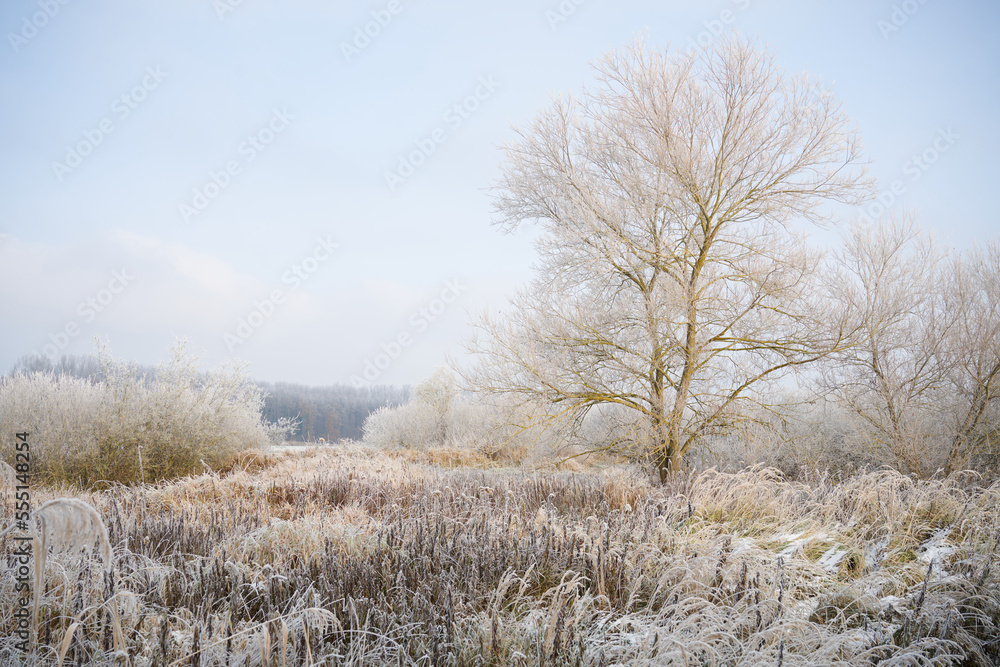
362 367 539 462
0 371 101 483
362 402 440 449
0 340 295 486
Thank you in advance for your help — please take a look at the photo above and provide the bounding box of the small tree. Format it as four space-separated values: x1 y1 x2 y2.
466 34 873 480
821 216 950 474
823 219 1000 475
363 368 460 449
940 241 1000 472
414 367 459 445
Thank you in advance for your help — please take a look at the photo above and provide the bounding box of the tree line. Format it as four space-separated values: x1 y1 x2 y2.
256 380 409 441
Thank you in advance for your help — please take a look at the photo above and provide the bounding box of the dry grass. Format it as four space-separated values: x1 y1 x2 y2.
382 445 494 469
1 445 998 665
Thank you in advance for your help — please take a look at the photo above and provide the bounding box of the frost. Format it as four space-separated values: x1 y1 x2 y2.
919 528 956 574
817 545 849 572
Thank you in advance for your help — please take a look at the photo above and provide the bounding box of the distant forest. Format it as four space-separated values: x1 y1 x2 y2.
8 353 410 442
257 381 409 441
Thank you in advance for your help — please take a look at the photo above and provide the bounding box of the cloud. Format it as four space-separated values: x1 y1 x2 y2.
110 230 248 298
0 231 262 365
0 229 478 384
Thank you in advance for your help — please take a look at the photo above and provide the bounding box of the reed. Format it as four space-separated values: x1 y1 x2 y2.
1 445 997 665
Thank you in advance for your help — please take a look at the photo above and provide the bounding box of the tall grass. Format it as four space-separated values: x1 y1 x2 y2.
1 445 997 665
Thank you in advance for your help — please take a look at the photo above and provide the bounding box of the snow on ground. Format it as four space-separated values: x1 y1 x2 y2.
270 442 331 454
918 527 956 575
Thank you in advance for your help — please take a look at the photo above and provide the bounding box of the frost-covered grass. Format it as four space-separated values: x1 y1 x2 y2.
1 446 998 665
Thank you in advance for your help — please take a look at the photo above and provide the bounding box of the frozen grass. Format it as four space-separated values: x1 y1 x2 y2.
1 446 997 665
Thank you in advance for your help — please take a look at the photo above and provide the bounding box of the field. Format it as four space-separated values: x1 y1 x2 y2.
2 445 999 666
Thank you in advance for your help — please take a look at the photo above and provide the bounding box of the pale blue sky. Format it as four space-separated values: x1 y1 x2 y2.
1 0 997 386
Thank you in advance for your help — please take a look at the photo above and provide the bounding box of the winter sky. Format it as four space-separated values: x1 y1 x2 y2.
1 0 997 387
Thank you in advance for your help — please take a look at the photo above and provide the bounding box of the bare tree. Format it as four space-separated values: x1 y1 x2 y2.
821 216 950 474
414 366 459 445
824 218 1000 475
941 241 1000 472
466 35 873 480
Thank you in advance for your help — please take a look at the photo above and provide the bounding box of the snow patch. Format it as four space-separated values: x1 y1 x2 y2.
918 528 955 574
816 545 849 572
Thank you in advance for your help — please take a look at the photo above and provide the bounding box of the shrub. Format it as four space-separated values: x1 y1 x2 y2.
0 340 296 487
362 367 537 464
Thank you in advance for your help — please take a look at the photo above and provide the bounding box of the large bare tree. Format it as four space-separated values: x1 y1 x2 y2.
466 35 873 480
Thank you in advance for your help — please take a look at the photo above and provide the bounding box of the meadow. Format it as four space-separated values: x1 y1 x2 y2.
2 444 998 666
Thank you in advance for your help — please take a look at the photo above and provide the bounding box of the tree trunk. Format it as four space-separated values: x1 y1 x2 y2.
653 417 682 483
655 443 674 484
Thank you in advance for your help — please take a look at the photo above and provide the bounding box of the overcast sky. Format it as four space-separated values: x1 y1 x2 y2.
1 0 997 387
